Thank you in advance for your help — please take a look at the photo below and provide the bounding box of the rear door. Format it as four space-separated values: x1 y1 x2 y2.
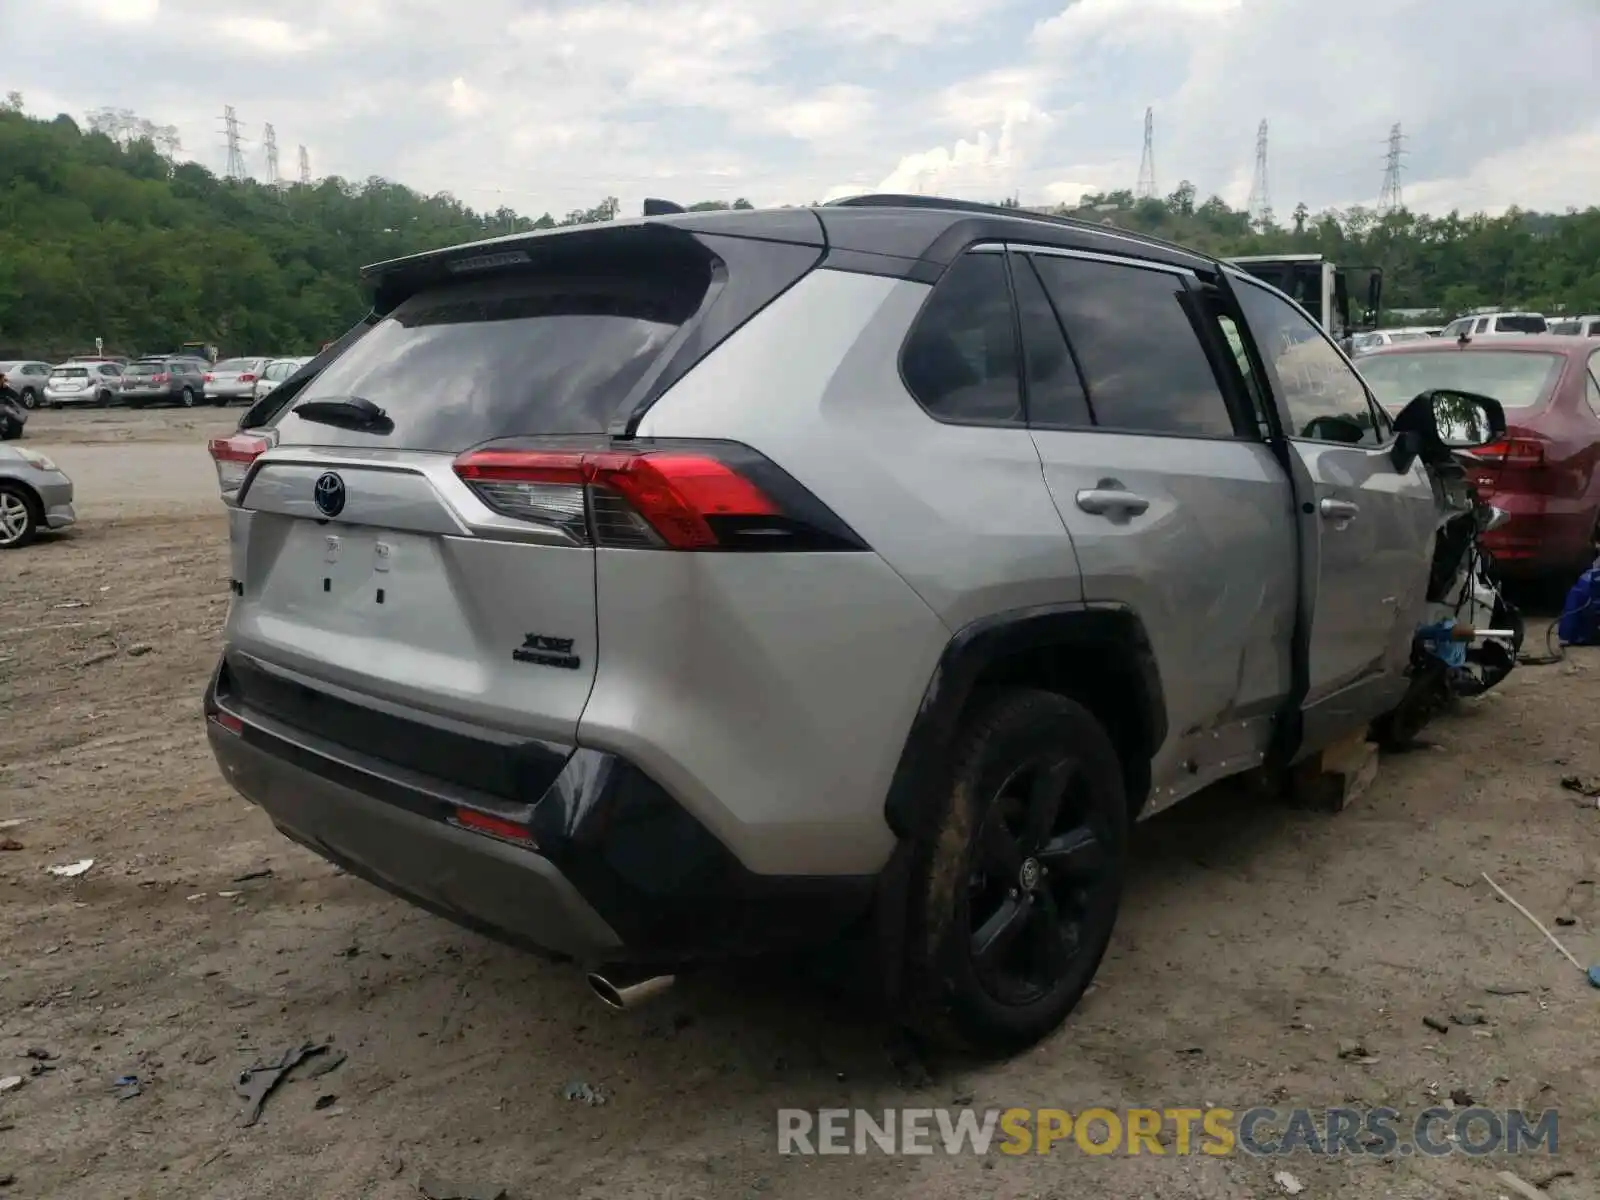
1229 274 1438 741
1018 245 1297 806
228 226 820 745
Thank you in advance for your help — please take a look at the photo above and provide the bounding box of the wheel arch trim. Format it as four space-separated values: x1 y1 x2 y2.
881 602 1167 839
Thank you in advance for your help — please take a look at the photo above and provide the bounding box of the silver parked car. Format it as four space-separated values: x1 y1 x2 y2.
45 360 123 407
204 357 271 406
0 361 52 409
202 197 1495 1051
251 357 312 402
0 444 76 549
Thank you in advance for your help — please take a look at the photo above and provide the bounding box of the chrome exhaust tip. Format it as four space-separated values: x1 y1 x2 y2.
586 967 675 1011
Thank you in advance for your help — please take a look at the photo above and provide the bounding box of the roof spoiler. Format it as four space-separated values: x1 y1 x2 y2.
643 198 687 216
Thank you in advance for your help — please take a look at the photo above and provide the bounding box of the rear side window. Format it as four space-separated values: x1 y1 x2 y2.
1011 256 1091 427
1029 253 1237 438
1494 315 1546 334
901 252 1023 425
273 259 711 450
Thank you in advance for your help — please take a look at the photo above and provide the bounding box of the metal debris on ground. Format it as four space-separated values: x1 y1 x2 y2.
563 1080 607 1106
234 1041 343 1126
417 1172 508 1200
112 1075 142 1101
46 859 94 878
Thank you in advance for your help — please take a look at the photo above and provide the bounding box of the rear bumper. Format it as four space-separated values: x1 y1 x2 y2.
45 388 98 405
205 384 254 400
203 657 874 965
1482 505 1595 577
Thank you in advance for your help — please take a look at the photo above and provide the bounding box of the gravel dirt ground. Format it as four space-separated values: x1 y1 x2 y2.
2 409 1598 1199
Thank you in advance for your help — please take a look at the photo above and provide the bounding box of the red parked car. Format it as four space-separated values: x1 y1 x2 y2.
1361 335 1600 579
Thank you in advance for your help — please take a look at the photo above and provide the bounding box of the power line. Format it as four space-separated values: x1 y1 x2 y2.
263 123 280 185
1247 119 1272 227
1378 122 1407 214
221 105 246 181
1135 107 1157 200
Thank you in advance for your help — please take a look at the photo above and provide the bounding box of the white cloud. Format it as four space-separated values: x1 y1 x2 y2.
3 0 1597 219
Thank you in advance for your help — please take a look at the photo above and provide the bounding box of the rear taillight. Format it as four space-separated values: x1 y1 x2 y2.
452 440 866 551
238 373 256 383
207 432 273 498
203 373 214 382
1474 438 1545 469
152 372 170 384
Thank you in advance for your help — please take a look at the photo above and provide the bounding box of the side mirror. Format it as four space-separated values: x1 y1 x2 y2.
1390 388 1507 472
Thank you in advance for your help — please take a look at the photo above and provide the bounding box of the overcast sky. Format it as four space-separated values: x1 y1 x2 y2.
7 0 1599 219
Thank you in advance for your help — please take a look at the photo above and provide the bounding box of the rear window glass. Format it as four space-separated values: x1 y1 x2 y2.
272 266 708 450
56 367 90 378
126 363 159 375
213 358 256 372
1549 321 1580 335
1361 350 1565 411
1494 315 1546 334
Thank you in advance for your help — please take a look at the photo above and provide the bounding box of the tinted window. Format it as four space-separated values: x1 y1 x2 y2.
1234 279 1381 445
274 264 709 450
1011 255 1090 427
57 367 89 378
1550 321 1580 335
1494 315 1546 334
1360 350 1564 412
902 252 1022 425
1030 254 1235 437
99 364 120 376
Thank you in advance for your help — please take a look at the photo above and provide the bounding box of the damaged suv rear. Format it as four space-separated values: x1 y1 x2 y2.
206 200 1493 1052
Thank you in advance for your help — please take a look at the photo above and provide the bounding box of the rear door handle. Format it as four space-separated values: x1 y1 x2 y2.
1319 498 1360 521
1075 488 1151 517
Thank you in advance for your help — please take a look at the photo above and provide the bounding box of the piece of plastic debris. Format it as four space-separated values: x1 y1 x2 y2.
112 1075 142 1101
187 894 207 901
46 859 94 878
0 1076 26 1094
235 1042 338 1126
1422 1016 1449 1034
52 600 87 610
1274 1171 1305 1195
126 644 152 657
1496 1170 1549 1200
218 891 241 898
301 1049 346 1080
232 869 273 883
23 1049 55 1062
1588 965 1600 989
417 1173 508 1200
314 1093 338 1110
0 819 25 831
563 1080 607 1106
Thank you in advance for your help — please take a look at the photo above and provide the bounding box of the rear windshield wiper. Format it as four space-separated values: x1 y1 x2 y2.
292 394 392 433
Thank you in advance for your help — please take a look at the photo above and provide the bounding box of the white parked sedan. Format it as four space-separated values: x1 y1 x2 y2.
252 357 313 402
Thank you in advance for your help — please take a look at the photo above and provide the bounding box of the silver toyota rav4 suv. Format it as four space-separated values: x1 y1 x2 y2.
204 196 1494 1051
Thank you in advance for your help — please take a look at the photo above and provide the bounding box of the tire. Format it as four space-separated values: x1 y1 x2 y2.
0 482 41 549
19 388 39 410
901 688 1129 1053
97 390 112 408
179 387 195 408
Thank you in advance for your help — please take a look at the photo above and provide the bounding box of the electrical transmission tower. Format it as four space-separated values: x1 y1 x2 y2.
1247 119 1272 227
1378 123 1407 214
298 145 311 185
1135 107 1157 200
263 123 280 184
221 106 247 181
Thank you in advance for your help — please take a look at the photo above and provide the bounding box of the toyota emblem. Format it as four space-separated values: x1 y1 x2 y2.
313 472 346 518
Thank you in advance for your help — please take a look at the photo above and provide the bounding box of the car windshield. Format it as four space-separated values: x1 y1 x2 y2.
1361 350 1565 412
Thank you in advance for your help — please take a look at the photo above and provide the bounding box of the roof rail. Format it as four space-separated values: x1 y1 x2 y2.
822 193 1210 261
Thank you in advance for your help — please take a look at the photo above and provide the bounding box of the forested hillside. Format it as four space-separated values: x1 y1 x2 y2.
1 99 1597 359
